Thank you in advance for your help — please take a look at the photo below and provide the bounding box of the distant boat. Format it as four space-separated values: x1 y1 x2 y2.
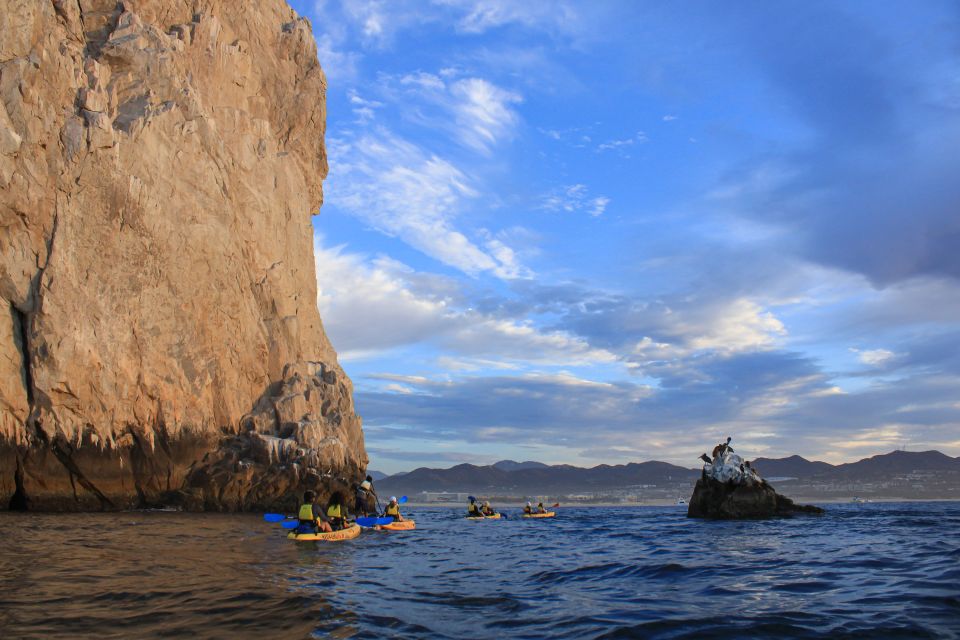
676 498 686 505
851 497 872 503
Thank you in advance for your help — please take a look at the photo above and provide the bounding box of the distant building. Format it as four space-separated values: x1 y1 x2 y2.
416 492 472 503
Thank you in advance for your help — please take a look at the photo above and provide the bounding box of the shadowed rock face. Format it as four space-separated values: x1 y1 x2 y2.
687 476 824 519
0 1 367 510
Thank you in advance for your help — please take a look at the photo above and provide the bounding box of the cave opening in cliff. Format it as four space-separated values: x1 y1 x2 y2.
9 456 29 511
11 304 34 406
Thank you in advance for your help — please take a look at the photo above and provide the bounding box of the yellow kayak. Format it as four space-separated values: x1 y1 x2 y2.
522 511 556 519
466 513 501 520
287 523 362 541
378 519 416 531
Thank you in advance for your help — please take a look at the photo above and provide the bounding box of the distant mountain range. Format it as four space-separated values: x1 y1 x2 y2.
377 460 699 495
374 450 960 498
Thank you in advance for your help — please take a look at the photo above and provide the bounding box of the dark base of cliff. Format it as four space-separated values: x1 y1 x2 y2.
0 434 360 513
687 476 824 519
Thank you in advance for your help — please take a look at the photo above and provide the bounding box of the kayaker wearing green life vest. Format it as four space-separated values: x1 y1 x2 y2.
298 490 332 533
383 496 404 522
481 501 496 516
523 502 533 514
536 502 547 514
326 492 350 530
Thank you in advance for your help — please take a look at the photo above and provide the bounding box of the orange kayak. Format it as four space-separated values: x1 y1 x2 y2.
287 523 362 541
522 512 556 519
378 519 416 531
466 513 501 520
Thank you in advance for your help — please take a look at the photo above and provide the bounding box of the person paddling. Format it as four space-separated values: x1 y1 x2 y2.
536 502 547 514
326 492 350 530
355 475 378 516
298 490 332 533
467 498 483 517
383 496 404 522
481 500 496 516
523 502 533 515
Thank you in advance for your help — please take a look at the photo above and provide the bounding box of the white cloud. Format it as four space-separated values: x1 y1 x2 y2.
662 114 678 121
315 238 617 366
450 78 523 153
314 240 452 355
313 31 361 81
596 131 647 153
852 348 896 367
435 0 581 36
328 127 525 277
589 196 610 217
399 71 446 91
377 72 523 154
541 184 611 217
686 299 786 352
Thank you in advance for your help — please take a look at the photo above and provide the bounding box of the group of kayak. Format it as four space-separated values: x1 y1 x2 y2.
466 497 557 520
264 478 559 542
270 487 415 541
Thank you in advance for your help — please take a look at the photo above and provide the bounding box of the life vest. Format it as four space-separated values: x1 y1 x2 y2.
385 503 400 517
468 504 481 515
298 504 315 522
523 506 532 514
327 504 343 519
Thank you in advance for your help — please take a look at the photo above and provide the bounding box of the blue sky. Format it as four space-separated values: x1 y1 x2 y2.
287 0 960 474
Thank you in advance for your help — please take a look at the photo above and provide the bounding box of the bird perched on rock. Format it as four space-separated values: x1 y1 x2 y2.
712 436 733 459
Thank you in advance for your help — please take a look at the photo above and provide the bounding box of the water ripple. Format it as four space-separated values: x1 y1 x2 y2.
1 503 959 638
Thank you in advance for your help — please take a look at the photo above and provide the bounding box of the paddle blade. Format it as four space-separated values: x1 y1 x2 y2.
280 520 300 529
399 496 408 504
263 513 286 523
468 495 477 502
552 503 560 508
376 517 394 525
356 517 378 527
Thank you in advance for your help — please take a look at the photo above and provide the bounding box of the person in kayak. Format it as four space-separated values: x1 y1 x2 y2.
467 498 483 517
355 475 378 516
523 502 533 515
383 496 404 522
481 501 496 516
536 502 547 514
298 490 333 533
326 492 350 530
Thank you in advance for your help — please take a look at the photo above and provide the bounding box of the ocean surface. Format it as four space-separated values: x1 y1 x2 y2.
1 502 958 639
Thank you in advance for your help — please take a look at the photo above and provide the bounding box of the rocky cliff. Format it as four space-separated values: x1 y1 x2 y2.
0 0 367 510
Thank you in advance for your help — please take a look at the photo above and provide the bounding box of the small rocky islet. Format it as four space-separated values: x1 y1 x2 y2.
688 440 824 519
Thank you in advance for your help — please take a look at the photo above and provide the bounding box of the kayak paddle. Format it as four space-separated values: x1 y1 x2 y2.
399 496 408 504
356 516 379 527
281 520 300 529
263 513 287 523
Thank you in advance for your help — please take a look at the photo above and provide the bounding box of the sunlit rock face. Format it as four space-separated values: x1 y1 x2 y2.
687 449 824 519
0 0 366 510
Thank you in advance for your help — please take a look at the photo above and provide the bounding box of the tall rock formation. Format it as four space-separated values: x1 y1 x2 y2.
687 447 823 519
0 0 367 510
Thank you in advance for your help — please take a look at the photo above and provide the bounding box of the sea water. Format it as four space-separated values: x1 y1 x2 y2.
1 503 958 639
